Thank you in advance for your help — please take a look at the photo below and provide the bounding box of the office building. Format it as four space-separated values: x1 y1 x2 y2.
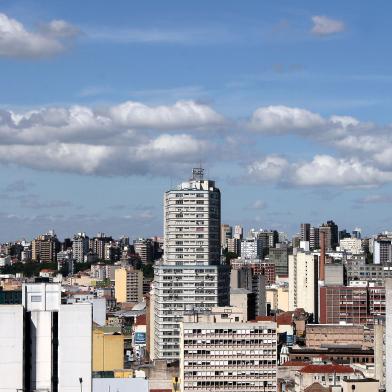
115 266 143 303
268 244 289 276
72 232 89 262
153 168 229 360
0 282 92 392
288 250 318 318
180 307 277 392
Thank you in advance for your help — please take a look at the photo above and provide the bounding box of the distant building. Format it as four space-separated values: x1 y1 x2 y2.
133 238 153 264
220 224 232 249
268 244 289 276
339 237 363 254
72 232 89 262
309 227 320 250
300 223 310 242
373 237 392 264
31 231 59 263
289 251 318 319
115 266 143 303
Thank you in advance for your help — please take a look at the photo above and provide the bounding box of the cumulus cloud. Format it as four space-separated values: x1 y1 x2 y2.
0 13 79 58
247 155 289 181
247 154 392 188
311 15 345 36
110 100 225 129
249 105 324 133
0 99 225 176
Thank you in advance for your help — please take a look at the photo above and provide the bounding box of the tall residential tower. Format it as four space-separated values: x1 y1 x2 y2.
153 169 229 360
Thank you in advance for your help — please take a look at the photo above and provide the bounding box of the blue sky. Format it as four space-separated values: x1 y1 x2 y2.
0 0 392 241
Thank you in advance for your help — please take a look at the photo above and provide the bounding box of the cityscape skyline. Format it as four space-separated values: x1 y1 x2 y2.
1 1 392 240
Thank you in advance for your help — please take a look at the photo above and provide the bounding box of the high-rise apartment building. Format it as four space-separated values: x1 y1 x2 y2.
31 231 59 263
220 223 233 249
374 237 392 264
309 226 320 250
227 237 240 255
240 238 262 259
233 225 243 240
300 223 311 242
288 250 318 319
0 282 92 392
72 232 89 262
115 266 143 303
153 168 229 360
268 244 289 276
180 307 277 392
134 238 153 264
90 233 112 260
319 220 339 250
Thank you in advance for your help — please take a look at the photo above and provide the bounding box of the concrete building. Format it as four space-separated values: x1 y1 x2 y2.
339 237 363 254
227 237 240 255
93 326 124 372
300 223 311 242
240 237 262 259
0 282 92 392
73 232 89 262
268 244 289 276
134 238 153 264
374 237 392 264
289 251 318 318
230 288 255 321
153 168 229 360
32 231 59 263
180 307 277 392
233 225 243 240
309 226 320 251
115 266 143 303
306 324 366 349
386 278 392 391
324 263 344 285
221 223 233 249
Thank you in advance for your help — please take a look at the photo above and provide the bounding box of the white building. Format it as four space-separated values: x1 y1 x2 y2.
0 282 92 392
339 237 363 254
180 307 277 392
73 232 90 262
374 237 392 264
153 168 229 360
288 250 318 318
240 238 262 259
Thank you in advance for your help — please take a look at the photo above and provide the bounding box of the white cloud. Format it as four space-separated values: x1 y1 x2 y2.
311 15 345 36
0 13 79 58
247 154 392 188
293 155 392 187
40 19 80 38
250 105 324 133
110 100 225 129
247 155 289 181
250 200 267 209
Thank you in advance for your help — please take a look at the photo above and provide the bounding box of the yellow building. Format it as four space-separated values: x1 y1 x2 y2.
115 267 143 303
93 326 124 372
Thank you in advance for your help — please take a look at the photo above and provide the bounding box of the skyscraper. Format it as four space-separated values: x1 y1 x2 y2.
153 168 229 360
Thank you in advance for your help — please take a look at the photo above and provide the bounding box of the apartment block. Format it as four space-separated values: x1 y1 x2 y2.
180 308 277 392
115 266 143 303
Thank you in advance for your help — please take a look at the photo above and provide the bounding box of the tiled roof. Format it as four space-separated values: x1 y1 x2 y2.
281 360 309 367
304 382 329 392
300 364 354 374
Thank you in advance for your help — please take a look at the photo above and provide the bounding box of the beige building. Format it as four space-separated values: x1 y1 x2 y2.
180 307 277 392
93 326 124 372
339 237 363 254
115 267 143 303
266 285 289 312
306 324 365 349
289 251 318 317
32 234 58 263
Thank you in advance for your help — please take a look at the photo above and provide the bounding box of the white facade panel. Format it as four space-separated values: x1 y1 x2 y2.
0 305 24 392
59 303 92 392
30 311 53 391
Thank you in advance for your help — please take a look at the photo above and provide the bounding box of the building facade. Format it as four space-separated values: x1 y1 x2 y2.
153 169 229 360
